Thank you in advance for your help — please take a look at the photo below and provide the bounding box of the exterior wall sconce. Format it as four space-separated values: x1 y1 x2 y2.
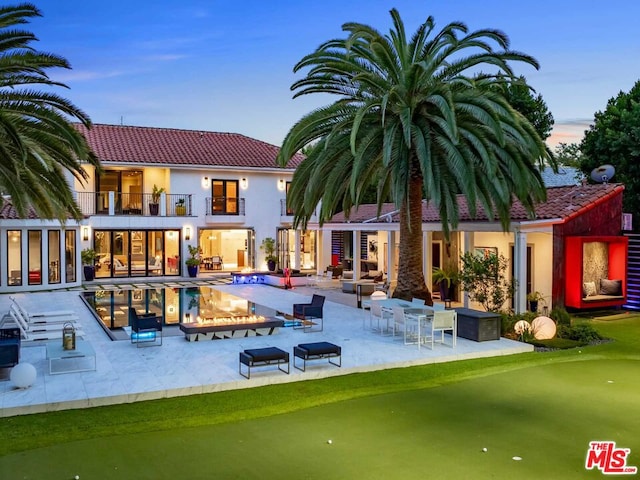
185 226 191 241
82 226 90 242
240 177 248 189
278 179 285 191
202 176 210 188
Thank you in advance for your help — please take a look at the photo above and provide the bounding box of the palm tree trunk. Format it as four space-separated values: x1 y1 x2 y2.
393 161 433 304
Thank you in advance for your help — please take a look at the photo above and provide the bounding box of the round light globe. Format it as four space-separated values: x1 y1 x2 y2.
531 316 556 340
514 320 531 335
10 362 37 389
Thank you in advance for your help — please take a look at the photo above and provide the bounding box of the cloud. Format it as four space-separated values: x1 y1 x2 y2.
547 118 592 147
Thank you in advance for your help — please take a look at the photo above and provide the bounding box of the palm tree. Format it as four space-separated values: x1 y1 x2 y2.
0 3 99 221
277 9 552 301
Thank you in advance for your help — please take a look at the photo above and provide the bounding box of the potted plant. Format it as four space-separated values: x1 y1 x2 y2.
260 237 277 271
185 245 201 277
81 248 97 281
432 266 459 301
175 198 186 216
149 184 164 215
527 291 545 313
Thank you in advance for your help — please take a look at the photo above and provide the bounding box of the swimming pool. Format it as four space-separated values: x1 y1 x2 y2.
81 286 296 340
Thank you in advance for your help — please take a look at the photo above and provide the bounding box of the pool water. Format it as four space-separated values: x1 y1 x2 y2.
82 286 299 340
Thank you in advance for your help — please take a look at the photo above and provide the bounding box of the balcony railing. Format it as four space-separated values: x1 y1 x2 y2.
280 198 294 216
205 197 245 216
76 191 193 217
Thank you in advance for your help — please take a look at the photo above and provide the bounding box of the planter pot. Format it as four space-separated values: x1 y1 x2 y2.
267 260 276 272
83 265 95 281
149 203 159 215
529 300 539 313
176 205 186 216
439 282 456 301
187 265 198 277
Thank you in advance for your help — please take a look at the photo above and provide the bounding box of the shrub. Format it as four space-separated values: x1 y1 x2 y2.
500 311 537 337
557 322 602 345
459 251 514 312
550 307 571 326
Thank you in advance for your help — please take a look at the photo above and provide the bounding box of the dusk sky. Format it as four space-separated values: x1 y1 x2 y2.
32 0 640 149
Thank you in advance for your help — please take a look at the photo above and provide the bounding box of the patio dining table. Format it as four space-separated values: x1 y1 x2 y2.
377 299 435 348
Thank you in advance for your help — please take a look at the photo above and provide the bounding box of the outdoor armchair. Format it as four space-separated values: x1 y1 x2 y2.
293 294 325 332
130 309 162 347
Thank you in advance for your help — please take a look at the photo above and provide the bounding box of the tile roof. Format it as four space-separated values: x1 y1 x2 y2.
75 123 304 169
539 165 583 187
0 200 40 219
328 183 624 225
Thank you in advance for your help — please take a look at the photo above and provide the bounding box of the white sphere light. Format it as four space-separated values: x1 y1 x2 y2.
531 316 556 340
10 362 37 389
514 320 531 335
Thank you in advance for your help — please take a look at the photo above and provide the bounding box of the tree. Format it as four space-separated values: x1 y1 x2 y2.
277 9 551 301
580 80 640 227
0 3 99 221
554 142 583 168
458 251 514 312
500 75 554 141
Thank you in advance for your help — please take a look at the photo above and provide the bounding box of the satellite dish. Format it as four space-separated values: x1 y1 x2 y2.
591 164 615 183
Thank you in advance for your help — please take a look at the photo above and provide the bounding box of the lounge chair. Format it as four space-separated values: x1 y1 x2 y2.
10 296 77 320
7 303 83 342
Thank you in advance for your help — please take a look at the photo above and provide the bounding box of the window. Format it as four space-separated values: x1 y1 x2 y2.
28 230 42 285
211 180 239 215
285 181 294 215
48 230 61 284
65 230 76 282
96 169 143 214
93 229 179 278
7 230 21 285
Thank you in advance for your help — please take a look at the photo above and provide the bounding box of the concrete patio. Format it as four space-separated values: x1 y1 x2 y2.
0 279 532 417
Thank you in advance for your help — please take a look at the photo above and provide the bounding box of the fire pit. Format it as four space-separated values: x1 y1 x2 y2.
179 315 284 341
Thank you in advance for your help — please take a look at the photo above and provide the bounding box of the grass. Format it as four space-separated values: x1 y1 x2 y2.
0 315 639 478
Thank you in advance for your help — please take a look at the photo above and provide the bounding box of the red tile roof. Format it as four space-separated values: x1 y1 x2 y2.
75 123 303 169
0 200 41 219
328 184 624 225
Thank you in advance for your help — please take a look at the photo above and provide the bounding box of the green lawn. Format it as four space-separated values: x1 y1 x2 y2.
1 316 639 479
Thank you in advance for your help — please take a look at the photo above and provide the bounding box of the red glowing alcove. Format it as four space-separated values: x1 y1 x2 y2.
564 236 628 309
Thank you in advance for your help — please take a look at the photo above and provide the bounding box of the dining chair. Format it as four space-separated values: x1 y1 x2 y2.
371 300 392 335
423 309 457 349
392 306 420 345
364 291 387 327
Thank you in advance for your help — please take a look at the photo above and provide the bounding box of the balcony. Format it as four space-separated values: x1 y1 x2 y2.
76 191 193 217
204 196 245 224
280 199 317 220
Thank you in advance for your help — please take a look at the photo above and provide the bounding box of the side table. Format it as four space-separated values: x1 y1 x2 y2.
46 339 96 375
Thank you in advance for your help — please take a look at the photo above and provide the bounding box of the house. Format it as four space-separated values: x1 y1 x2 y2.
311 183 628 313
0 124 311 293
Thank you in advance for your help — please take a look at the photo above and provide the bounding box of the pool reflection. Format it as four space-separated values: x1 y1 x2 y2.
82 286 276 332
